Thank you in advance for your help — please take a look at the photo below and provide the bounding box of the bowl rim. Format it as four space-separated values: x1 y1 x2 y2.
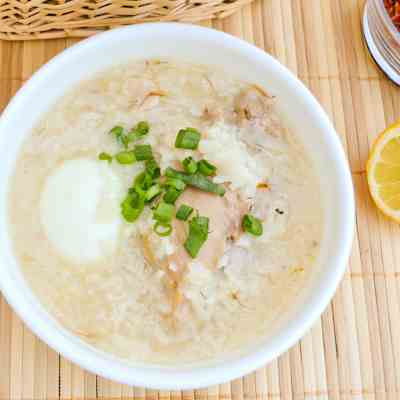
372 0 400 43
0 22 355 390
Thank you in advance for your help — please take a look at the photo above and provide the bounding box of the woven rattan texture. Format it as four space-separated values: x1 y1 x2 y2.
2 0 400 398
0 0 253 40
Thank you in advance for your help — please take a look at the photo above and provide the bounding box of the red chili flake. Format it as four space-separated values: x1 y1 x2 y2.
384 0 400 30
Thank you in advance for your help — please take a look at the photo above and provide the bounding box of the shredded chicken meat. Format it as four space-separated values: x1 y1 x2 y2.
140 187 249 318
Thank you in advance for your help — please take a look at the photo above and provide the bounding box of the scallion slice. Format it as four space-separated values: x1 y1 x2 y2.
197 159 217 176
194 216 209 230
134 171 153 194
165 167 225 196
153 202 175 224
145 159 160 179
153 222 172 237
145 184 162 202
134 121 150 137
98 152 112 163
134 145 153 161
121 191 144 222
242 214 263 236
182 156 198 174
184 216 209 258
163 188 182 204
175 128 201 150
125 121 150 143
115 150 136 164
176 204 194 221
109 126 127 147
164 177 186 191
110 126 123 139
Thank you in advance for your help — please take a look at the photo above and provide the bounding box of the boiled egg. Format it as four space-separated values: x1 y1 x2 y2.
40 158 123 264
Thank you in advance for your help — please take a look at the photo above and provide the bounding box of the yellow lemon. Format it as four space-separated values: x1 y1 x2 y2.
367 121 400 222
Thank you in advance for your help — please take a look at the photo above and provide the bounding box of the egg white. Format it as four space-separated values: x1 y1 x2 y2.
40 158 123 264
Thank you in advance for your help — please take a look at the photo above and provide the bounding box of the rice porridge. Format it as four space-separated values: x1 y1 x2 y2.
8 60 323 363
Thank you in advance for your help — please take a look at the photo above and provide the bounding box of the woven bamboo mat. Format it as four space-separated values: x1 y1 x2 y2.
1 0 400 398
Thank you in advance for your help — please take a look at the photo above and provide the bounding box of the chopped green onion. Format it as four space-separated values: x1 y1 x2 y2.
134 171 153 194
165 167 225 196
109 126 127 147
136 121 150 136
115 150 136 164
176 204 194 221
110 126 123 139
182 156 198 174
125 121 150 143
134 144 153 161
153 202 175 224
121 191 144 222
145 184 162 202
98 152 112 163
145 159 160 179
163 188 182 204
110 126 124 136
121 136 130 148
175 128 201 150
184 216 209 258
194 216 209 230
197 159 217 176
164 177 186 191
153 222 172 237
124 133 136 145
242 214 263 236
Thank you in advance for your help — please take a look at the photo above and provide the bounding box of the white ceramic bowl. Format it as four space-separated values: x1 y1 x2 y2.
0 23 354 390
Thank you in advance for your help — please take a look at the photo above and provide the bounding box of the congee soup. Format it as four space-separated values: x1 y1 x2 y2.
8 61 323 363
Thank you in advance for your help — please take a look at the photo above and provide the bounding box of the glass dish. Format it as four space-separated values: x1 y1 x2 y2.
363 0 400 85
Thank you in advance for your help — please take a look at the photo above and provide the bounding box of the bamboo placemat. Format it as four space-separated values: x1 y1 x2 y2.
1 0 400 398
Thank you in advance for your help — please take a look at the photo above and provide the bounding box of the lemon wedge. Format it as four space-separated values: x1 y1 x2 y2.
367 121 400 222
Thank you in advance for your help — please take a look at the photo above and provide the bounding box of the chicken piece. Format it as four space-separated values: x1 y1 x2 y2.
168 187 248 280
140 186 248 316
235 85 281 134
140 90 166 110
123 78 165 110
235 85 272 120
139 233 184 316
201 104 223 124
199 75 224 124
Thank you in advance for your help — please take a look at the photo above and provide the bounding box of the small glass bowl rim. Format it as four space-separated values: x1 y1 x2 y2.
373 0 400 43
